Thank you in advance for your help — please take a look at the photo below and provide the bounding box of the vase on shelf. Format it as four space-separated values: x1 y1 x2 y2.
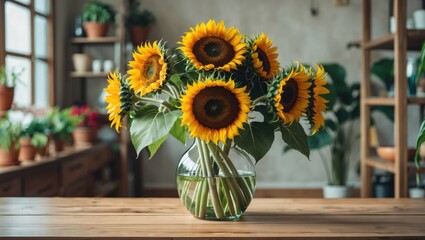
0 85 14 117
0 143 19 166
83 22 109 38
18 137 36 161
176 139 256 221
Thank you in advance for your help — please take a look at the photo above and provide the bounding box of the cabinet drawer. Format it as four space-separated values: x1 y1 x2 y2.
0 178 22 197
24 168 58 197
61 178 87 197
61 157 87 187
89 147 112 172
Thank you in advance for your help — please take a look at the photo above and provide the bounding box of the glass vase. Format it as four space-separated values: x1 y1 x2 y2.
176 139 256 221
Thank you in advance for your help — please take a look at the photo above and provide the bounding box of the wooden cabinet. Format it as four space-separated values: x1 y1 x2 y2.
359 0 425 198
0 142 119 197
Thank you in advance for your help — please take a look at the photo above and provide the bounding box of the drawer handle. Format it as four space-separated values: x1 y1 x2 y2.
37 184 53 194
1 185 10 192
68 162 83 172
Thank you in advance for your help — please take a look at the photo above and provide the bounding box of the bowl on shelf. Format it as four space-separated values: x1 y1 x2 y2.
376 146 416 162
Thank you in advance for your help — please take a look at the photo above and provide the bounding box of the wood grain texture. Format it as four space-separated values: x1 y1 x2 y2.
0 198 424 239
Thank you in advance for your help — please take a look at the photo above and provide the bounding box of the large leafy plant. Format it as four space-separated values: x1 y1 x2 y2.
126 0 156 27
0 117 22 151
82 0 115 24
307 63 360 186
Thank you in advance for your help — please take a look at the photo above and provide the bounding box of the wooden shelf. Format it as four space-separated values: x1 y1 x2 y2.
71 37 119 44
365 157 395 173
363 97 425 106
353 30 425 50
70 72 108 78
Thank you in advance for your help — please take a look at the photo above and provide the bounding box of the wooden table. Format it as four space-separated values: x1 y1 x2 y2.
0 198 424 239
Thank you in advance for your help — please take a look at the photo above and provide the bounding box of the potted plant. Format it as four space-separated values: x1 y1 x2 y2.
0 66 21 117
82 0 115 38
0 118 21 166
70 105 99 147
126 0 156 46
19 118 49 161
47 107 82 152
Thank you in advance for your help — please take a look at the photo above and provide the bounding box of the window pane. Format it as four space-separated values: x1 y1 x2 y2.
5 2 31 55
5 56 31 107
34 16 48 58
35 0 49 15
15 0 30 5
35 60 48 107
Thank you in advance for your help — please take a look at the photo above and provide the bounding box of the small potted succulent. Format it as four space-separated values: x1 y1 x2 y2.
0 66 21 117
70 105 99 147
126 0 156 46
47 107 82 152
0 118 22 166
82 0 116 38
19 118 49 161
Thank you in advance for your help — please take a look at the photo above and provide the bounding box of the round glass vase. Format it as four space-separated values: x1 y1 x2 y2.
176 139 256 221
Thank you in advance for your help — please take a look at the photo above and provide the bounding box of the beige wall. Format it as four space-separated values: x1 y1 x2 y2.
55 0 422 189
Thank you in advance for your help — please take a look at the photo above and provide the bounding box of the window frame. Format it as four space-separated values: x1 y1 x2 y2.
0 0 55 106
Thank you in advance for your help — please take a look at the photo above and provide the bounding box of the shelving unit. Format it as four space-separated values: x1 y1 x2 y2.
68 0 130 196
360 0 425 198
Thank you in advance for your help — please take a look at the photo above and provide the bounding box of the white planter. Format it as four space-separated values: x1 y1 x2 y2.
323 185 351 198
72 53 92 72
414 9 425 30
409 188 425 198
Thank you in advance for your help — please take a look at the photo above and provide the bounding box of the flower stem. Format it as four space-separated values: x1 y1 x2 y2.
252 95 268 105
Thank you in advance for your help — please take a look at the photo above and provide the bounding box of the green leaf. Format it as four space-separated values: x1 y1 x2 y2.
31 133 48 148
325 119 337 131
280 121 310 159
417 42 425 84
170 116 186 144
254 105 274 123
234 122 275 163
371 58 394 85
170 73 184 86
308 130 333 149
130 105 180 156
148 135 168 159
336 108 349 123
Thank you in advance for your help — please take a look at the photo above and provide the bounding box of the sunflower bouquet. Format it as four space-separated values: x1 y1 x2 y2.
104 20 329 220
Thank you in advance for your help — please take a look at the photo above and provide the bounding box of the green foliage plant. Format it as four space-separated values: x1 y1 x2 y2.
82 0 116 24
0 117 22 151
47 107 83 143
0 65 22 88
127 0 156 27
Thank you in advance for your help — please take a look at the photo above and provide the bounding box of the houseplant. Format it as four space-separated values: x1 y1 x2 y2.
82 0 115 38
104 20 330 220
71 105 99 147
0 66 21 116
47 107 82 152
126 0 156 46
19 118 49 161
0 117 22 166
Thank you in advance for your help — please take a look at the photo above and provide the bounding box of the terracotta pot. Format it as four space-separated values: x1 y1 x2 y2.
83 22 109 38
0 85 14 117
0 143 20 167
376 146 416 162
19 137 37 161
73 127 97 147
129 26 151 46
72 53 92 72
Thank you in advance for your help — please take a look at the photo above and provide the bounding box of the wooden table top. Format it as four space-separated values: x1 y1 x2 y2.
0 198 424 239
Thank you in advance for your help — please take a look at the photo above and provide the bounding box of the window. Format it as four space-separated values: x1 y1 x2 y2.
0 0 54 107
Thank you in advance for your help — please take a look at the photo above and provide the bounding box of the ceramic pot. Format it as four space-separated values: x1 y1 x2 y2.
323 185 351 198
73 127 97 147
18 137 37 161
0 143 19 166
409 188 425 198
72 53 92 72
0 85 14 117
83 22 109 38
129 26 151 46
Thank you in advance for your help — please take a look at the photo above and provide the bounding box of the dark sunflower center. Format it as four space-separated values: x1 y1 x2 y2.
280 79 299 112
141 55 161 86
192 86 240 129
257 47 271 74
192 36 235 67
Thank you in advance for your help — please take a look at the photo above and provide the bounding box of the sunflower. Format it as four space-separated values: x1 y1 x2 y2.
308 65 330 134
180 78 251 144
250 33 280 79
105 71 127 133
178 20 247 72
273 63 312 125
127 41 168 96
